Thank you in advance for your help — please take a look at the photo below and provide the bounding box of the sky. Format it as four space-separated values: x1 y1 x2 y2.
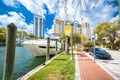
0 0 119 37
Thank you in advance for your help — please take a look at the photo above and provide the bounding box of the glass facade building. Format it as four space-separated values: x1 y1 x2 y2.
33 15 44 38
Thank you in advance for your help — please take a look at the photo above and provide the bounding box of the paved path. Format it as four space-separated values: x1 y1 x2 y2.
77 50 115 80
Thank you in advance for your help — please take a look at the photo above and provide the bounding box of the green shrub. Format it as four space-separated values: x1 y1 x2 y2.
106 43 111 48
84 43 94 51
114 39 120 50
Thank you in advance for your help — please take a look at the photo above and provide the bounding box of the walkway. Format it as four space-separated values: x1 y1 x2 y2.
77 50 115 80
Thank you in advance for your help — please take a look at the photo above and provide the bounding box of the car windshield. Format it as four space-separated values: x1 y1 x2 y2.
95 48 104 51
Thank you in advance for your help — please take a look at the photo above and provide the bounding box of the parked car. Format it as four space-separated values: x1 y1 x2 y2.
89 48 111 59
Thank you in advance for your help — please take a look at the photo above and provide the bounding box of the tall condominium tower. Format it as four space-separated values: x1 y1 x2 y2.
51 19 82 37
73 22 81 34
81 22 90 38
33 15 44 38
52 19 65 37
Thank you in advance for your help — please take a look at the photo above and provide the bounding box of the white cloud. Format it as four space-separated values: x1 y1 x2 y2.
2 0 119 34
27 24 33 33
2 0 46 16
82 0 119 27
42 0 57 14
44 0 119 34
2 0 18 7
110 15 119 22
45 27 56 38
44 28 51 38
0 12 33 33
17 0 45 16
46 28 53 35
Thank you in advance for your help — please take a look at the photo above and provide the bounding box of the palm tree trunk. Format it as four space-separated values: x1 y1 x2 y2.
65 44 69 55
110 41 114 49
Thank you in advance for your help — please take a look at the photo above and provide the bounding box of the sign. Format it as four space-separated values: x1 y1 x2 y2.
65 24 71 36
91 34 97 40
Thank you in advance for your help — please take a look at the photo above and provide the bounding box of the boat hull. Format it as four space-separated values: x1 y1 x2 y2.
22 40 59 57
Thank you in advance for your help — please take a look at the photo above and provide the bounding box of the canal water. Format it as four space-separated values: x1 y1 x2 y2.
0 46 46 80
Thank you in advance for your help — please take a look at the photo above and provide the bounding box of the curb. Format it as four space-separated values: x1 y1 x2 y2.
75 51 81 80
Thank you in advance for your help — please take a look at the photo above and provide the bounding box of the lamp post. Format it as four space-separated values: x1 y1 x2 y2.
71 21 80 59
66 21 80 60
71 23 73 60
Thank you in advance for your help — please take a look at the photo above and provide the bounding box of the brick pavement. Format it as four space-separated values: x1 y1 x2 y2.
77 50 115 80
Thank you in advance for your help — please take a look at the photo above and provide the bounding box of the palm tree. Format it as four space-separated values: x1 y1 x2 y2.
65 35 71 55
59 33 71 55
59 33 66 51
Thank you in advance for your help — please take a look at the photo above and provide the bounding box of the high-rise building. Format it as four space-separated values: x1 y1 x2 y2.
81 22 91 38
51 19 82 37
73 22 81 34
33 15 44 38
52 19 65 37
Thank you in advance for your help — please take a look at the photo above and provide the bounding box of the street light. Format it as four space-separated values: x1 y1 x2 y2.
71 21 81 60
65 21 80 60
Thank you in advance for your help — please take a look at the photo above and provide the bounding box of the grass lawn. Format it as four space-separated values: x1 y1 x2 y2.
28 52 75 80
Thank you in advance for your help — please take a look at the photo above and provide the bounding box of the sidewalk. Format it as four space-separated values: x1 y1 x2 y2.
76 50 115 80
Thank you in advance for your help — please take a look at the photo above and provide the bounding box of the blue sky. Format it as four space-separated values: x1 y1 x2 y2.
0 0 55 34
0 0 119 36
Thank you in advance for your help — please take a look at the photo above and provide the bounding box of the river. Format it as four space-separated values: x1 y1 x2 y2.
0 46 46 80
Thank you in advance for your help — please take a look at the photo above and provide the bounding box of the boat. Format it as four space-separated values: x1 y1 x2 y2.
22 39 60 57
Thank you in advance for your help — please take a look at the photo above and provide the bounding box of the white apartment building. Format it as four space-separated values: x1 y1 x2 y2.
52 19 65 37
33 15 44 38
73 22 81 34
52 19 82 37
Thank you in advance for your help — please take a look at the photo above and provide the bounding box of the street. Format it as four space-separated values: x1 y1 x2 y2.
85 49 120 80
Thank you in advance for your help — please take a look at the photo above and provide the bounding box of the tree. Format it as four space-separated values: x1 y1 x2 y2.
94 21 120 49
94 22 110 41
72 33 89 46
0 27 7 39
59 33 66 42
59 33 66 52
59 33 70 55
65 35 71 54
17 30 28 37
28 34 38 39
72 33 81 45
108 23 120 49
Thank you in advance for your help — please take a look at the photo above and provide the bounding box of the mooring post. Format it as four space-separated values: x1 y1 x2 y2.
55 39 58 52
46 37 50 61
2 23 17 80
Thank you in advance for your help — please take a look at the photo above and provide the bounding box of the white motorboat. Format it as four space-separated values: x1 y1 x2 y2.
22 39 60 57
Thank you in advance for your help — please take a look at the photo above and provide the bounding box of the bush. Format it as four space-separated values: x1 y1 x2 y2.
84 43 94 52
106 43 111 48
114 39 120 50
